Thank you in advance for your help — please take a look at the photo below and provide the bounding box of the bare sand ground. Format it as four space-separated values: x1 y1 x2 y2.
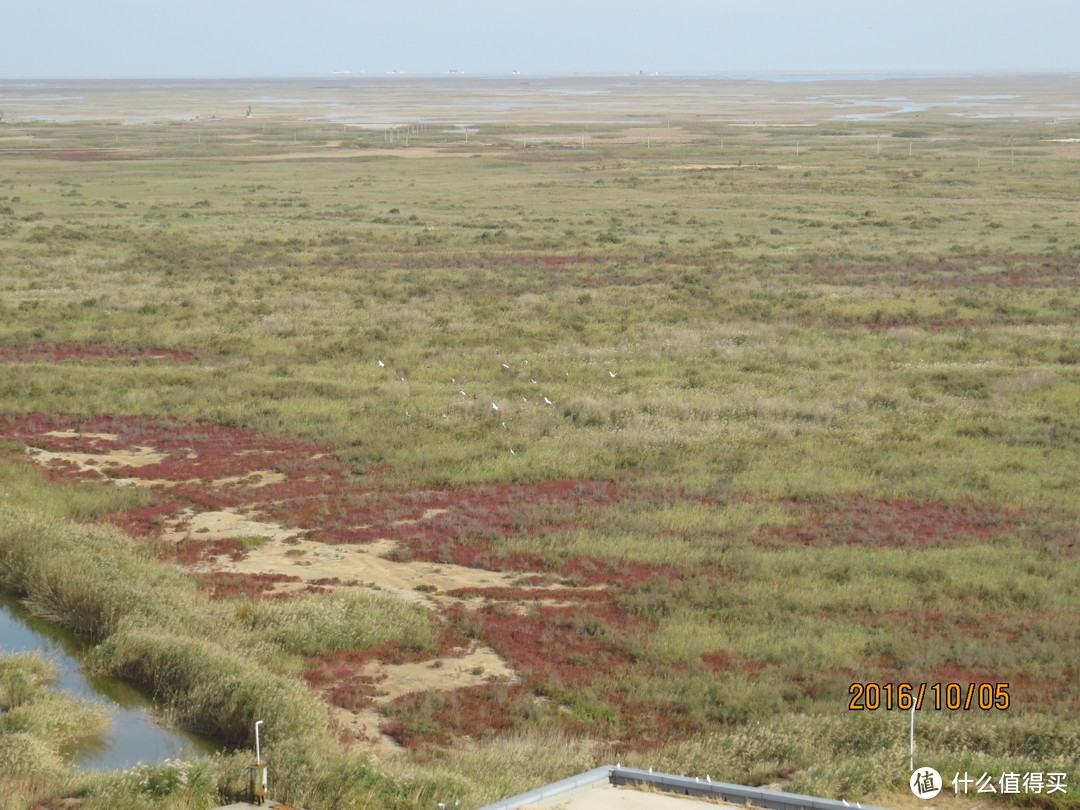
26 444 168 471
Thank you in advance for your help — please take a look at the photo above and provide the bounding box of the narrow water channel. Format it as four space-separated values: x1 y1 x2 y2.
0 591 221 770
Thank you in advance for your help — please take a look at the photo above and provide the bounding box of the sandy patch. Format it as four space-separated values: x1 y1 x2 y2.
26 444 168 472
328 642 517 756
391 507 448 526
112 469 289 490
330 705 405 755
161 507 305 544
218 536 521 605
42 430 120 441
208 470 288 488
370 644 516 704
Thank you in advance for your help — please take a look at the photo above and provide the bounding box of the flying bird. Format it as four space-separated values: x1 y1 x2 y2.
609 370 617 377
377 360 385 367
502 363 510 369
543 396 553 405
492 402 499 411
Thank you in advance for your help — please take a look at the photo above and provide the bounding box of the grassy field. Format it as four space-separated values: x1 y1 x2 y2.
0 75 1077 809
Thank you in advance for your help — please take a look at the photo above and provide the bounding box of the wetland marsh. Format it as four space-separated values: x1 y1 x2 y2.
0 74 1076 809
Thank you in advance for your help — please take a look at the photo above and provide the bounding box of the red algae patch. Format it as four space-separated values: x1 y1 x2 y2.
379 682 532 749
752 495 1039 550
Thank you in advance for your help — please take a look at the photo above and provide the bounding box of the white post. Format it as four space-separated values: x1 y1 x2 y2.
909 707 915 772
255 719 264 765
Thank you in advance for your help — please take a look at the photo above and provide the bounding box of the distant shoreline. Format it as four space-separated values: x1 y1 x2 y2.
2 70 1079 82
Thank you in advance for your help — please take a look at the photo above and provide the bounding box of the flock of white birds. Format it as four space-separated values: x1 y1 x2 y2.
377 358 619 456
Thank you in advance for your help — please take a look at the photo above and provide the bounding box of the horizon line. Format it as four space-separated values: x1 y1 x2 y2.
3 68 1079 82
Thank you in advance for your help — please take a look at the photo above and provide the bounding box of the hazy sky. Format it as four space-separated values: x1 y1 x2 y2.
3 0 1078 78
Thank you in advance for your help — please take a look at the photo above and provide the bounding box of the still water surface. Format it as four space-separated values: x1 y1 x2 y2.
0 591 221 770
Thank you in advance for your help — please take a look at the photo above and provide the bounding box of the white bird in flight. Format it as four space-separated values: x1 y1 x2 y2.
492 402 499 411
609 370 617 377
543 396 553 405
377 360 385 367
502 363 510 369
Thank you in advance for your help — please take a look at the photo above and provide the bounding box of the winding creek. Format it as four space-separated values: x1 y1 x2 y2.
0 591 221 770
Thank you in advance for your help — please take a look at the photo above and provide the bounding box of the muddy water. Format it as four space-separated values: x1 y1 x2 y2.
0 591 221 770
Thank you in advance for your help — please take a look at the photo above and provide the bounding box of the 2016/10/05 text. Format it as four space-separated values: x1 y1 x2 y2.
848 682 1010 711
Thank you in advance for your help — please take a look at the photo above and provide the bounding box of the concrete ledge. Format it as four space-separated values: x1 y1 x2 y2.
476 765 614 810
476 766 892 810
611 767 890 810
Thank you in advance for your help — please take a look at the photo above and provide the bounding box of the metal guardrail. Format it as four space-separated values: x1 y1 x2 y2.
476 765 893 810
475 766 613 810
